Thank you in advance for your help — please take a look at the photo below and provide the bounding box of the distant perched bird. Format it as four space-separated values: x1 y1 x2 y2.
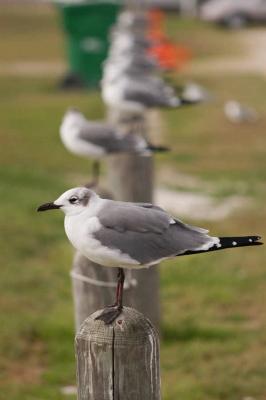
102 74 194 114
60 109 168 184
116 10 148 31
181 82 212 103
38 187 262 324
115 52 158 71
110 30 151 52
108 15 151 59
224 100 259 124
103 61 172 90
103 54 159 79
101 7 201 115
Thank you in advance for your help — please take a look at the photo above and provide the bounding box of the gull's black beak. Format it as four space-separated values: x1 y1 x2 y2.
37 202 61 212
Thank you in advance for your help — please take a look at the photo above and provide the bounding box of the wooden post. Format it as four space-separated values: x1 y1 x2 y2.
71 253 118 331
106 112 161 329
76 307 161 400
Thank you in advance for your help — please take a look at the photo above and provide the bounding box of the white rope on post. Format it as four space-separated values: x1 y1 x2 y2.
70 270 138 289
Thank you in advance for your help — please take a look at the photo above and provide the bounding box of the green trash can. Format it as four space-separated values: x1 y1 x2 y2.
57 1 122 87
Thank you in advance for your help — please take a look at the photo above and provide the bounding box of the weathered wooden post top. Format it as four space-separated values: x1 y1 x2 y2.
76 307 161 400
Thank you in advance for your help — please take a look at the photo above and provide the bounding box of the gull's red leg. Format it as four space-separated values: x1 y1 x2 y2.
95 268 125 324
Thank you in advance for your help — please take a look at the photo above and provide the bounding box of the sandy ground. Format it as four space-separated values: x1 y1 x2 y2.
153 165 251 221
155 187 249 221
0 61 65 77
187 29 266 76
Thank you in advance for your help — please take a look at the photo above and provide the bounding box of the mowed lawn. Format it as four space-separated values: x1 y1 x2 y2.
1 5 266 400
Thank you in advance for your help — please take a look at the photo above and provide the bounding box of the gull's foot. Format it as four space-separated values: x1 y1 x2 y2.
95 306 123 325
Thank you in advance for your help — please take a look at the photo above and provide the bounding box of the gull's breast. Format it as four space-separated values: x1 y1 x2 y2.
64 215 140 268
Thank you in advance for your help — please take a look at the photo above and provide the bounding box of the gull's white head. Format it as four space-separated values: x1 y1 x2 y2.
61 108 86 126
37 187 98 216
60 108 88 141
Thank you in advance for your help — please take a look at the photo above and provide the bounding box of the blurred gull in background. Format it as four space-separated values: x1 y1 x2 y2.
224 100 259 124
116 10 148 31
109 30 151 57
181 82 213 103
60 108 168 184
102 7 201 116
102 73 191 114
103 53 159 75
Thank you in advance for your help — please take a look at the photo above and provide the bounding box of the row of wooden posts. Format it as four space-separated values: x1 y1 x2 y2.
72 6 162 400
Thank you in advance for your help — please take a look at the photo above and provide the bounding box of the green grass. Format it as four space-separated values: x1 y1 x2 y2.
0 4 266 400
161 73 266 199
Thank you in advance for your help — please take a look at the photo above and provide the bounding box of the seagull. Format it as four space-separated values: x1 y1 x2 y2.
37 187 263 324
102 74 195 114
108 41 151 60
116 10 148 31
224 100 259 124
60 109 168 185
108 39 150 60
181 82 212 103
104 53 159 74
108 19 151 58
110 30 151 52
102 61 172 90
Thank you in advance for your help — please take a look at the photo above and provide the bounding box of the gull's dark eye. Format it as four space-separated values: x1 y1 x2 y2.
69 196 79 204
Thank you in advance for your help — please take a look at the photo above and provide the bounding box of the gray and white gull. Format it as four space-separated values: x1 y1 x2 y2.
104 53 159 75
60 109 168 184
102 73 192 114
38 187 262 324
224 100 259 124
116 10 148 31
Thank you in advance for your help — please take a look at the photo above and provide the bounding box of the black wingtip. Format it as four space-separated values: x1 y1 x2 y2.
248 235 262 244
248 235 262 242
180 97 201 106
147 143 170 152
219 235 263 248
254 235 263 245
250 240 263 246
180 235 263 257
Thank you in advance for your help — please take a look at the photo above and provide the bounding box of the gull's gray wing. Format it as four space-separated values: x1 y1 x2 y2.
124 84 179 108
79 121 143 153
94 201 212 265
79 122 121 151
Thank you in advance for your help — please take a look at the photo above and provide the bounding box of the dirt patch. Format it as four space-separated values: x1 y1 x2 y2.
1 340 45 386
187 29 266 76
155 187 249 221
0 61 65 77
157 167 212 191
